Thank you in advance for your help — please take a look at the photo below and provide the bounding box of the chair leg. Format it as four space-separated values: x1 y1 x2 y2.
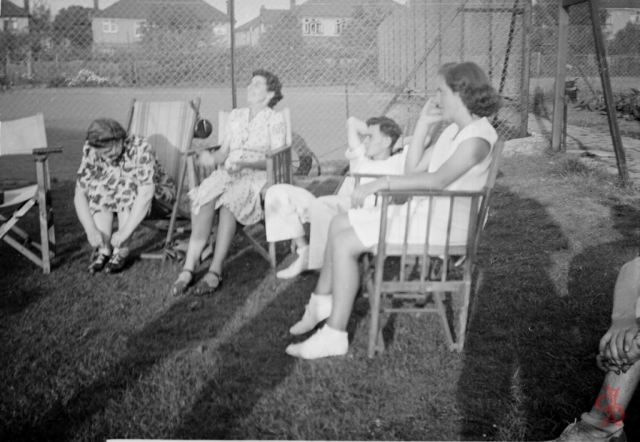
434 290 455 349
269 241 277 269
35 158 53 274
240 226 272 264
367 264 384 358
451 282 473 353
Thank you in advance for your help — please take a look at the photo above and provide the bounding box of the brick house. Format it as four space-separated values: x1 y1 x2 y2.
92 0 230 50
0 0 29 33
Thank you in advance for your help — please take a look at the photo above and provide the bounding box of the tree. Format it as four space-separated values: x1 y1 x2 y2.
607 22 640 55
28 0 53 55
53 6 93 48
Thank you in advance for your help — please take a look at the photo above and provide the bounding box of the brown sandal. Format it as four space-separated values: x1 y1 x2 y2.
193 271 222 296
171 269 193 297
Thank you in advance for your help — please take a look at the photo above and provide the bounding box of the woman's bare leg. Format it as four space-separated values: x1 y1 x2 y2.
315 213 354 295
325 225 368 331
208 205 237 277
92 212 114 253
182 199 217 272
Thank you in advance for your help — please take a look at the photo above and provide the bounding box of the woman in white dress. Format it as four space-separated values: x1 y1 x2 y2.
285 61 503 359
171 69 286 296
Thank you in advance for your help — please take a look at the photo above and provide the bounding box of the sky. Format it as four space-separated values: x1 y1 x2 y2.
15 0 405 27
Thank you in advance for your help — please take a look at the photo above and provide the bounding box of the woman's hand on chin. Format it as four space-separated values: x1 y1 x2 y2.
418 98 444 126
198 150 216 168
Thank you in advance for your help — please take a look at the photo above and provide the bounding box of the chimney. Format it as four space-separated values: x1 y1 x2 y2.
94 0 100 11
290 0 295 10
24 0 30 14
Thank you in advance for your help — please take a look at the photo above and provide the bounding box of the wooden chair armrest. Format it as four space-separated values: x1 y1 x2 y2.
32 147 63 155
186 145 221 157
266 144 292 159
375 188 487 198
350 172 389 180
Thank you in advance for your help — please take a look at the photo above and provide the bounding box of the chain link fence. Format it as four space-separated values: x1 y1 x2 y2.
530 0 640 137
1 0 528 183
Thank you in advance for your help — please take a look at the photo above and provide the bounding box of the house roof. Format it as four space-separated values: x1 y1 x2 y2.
295 0 401 18
1 0 29 18
94 0 228 22
236 8 289 31
602 0 640 8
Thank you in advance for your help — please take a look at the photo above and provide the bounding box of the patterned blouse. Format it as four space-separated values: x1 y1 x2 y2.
76 135 175 215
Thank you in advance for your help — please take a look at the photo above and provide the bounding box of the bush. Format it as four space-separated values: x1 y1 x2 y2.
575 88 640 121
67 69 116 87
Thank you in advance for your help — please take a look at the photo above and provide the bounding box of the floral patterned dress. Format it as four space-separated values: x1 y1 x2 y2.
189 107 286 225
76 135 176 215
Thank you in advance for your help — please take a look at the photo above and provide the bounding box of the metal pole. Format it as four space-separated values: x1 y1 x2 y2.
520 0 532 137
588 0 628 184
228 0 237 109
551 3 569 151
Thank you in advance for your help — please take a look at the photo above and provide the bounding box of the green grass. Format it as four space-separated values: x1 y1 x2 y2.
1 154 640 441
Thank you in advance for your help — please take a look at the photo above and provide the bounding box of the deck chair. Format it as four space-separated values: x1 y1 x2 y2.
196 108 293 268
0 113 61 273
364 138 504 357
125 99 199 260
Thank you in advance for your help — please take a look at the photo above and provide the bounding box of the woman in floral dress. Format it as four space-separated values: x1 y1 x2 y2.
171 69 286 296
75 118 175 274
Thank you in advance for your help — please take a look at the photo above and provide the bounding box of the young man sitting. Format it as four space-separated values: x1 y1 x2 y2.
264 116 417 284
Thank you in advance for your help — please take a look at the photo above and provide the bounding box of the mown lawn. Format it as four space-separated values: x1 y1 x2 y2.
1 153 639 441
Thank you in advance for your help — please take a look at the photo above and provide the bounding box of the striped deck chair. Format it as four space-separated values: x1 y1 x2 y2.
0 113 62 273
125 99 200 260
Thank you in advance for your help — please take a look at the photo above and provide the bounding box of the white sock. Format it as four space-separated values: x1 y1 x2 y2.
276 245 310 279
289 292 332 335
285 324 348 359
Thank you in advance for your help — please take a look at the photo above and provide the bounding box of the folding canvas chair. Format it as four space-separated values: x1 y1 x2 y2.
196 108 293 268
125 98 200 260
364 138 504 357
0 113 61 274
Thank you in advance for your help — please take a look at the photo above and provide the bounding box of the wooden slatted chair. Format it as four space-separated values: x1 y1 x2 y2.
0 113 61 273
364 138 504 357
125 99 200 260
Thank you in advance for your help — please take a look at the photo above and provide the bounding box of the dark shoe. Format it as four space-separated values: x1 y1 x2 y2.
104 253 128 274
550 420 626 442
171 269 194 297
193 271 222 296
88 252 110 274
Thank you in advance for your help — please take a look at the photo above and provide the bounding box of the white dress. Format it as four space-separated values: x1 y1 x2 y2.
348 117 498 248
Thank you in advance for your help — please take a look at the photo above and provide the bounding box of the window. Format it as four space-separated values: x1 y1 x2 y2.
3 18 18 31
213 24 227 36
335 19 347 35
134 20 145 38
631 11 640 24
303 18 323 35
102 20 117 33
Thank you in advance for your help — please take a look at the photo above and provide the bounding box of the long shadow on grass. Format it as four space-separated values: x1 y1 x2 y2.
456 185 572 441
0 251 271 442
541 202 640 441
172 274 317 439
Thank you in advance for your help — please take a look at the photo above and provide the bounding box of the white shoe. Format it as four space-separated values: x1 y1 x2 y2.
286 324 348 359
276 245 310 279
289 293 332 335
